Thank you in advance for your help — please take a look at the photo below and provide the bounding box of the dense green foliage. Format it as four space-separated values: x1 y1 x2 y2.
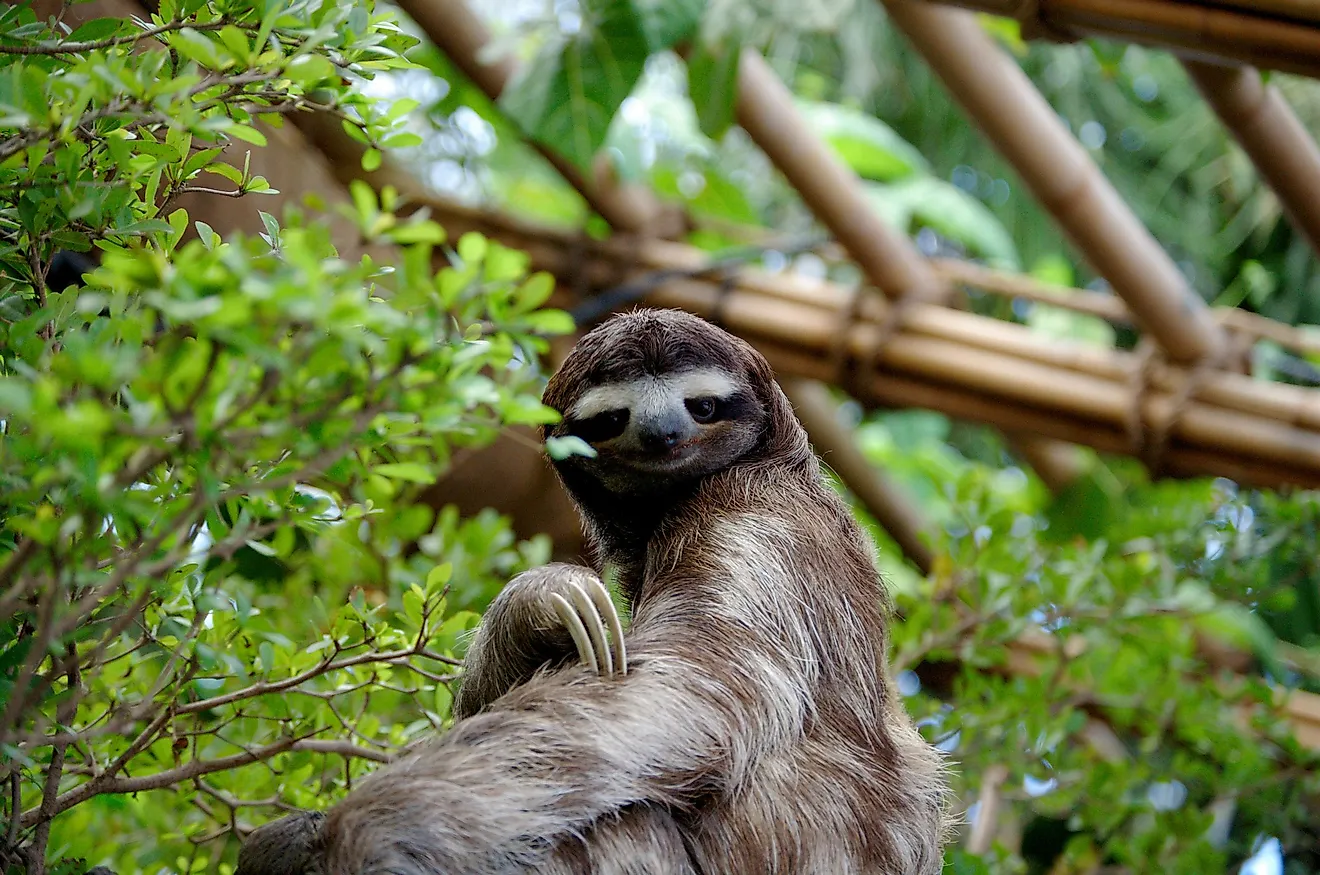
2 0 1319 872
860 415 1320 872
0 1 573 870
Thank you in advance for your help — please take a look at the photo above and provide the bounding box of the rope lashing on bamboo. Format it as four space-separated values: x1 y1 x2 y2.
1125 322 1256 477
832 285 953 408
828 285 865 388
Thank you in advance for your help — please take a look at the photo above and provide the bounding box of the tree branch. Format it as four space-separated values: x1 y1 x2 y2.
0 20 229 56
20 734 308 828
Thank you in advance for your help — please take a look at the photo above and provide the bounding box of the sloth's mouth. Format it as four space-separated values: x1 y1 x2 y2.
622 441 701 471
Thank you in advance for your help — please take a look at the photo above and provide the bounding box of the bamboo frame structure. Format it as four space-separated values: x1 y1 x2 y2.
920 0 1320 80
882 0 1224 366
406 197 1320 492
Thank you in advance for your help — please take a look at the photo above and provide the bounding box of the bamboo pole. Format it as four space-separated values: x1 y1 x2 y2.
1179 0 1320 25
1183 59 1320 261
732 50 943 302
924 0 1320 79
965 764 1010 854
791 246 1320 360
881 0 1224 366
1060 0 1320 76
784 380 937 574
422 199 1320 436
423 198 1320 490
726 49 1081 498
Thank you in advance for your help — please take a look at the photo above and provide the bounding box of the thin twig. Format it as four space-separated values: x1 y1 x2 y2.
6 771 19 846
0 20 229 56
291 739 393 764
20 733 310 829
26 645 80 874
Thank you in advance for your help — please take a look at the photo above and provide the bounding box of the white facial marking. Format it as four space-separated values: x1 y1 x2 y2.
569 368 739 421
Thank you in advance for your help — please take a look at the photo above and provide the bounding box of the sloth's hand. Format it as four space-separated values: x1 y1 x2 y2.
505 564 627 679
454 564 627 720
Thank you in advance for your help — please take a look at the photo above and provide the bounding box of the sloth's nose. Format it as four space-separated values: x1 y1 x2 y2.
640 428 682 452
637 412 691 453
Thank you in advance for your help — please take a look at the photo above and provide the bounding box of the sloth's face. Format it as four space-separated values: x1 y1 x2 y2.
556 366 764 495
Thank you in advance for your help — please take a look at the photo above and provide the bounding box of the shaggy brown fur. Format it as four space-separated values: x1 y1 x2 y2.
240 308 949 874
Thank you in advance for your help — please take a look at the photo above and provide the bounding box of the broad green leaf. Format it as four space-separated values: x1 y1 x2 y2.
797 100 930 182
373 462 437 484
499 0 651 173
863 177 1020 268
651 164 758 225
633 0 703 52
686 37 740 141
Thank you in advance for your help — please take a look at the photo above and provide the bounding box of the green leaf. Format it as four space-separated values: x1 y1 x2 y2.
686 37 740 140
524 308 575 335
226 124 268 146
373 462 437 484
499 0 652 172
217 25 250 62
651 165 758 225
286 53 335 87
1042 462 1122 543
502 397 561 426
68 18 126 42
456 232 487 265
0 378 32 415
205 162 244 185
863 177 1020 269
633 0 703 51
388 220 446 245
545 435 597 460
426 562 453 591
797 100 929 182
382 132 424 150
515 272 555 312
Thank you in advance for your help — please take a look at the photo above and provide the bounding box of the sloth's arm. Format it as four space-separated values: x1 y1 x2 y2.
452 563 625 720
319 595 804 875
237 565 626 875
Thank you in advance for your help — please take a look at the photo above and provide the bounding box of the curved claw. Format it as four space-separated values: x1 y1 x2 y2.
549 591 600 675
564 580 613 676
546 576 628 679
582 576 627 678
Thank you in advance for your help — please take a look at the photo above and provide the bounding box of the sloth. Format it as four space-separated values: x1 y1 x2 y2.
238 308 949 874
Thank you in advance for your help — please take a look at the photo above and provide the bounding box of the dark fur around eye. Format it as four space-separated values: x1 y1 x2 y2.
568 409 630 443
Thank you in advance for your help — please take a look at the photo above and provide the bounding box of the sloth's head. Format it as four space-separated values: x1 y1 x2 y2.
542 309 806 500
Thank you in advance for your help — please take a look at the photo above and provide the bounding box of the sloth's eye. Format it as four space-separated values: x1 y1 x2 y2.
570 409 630 443
686 397 720 424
